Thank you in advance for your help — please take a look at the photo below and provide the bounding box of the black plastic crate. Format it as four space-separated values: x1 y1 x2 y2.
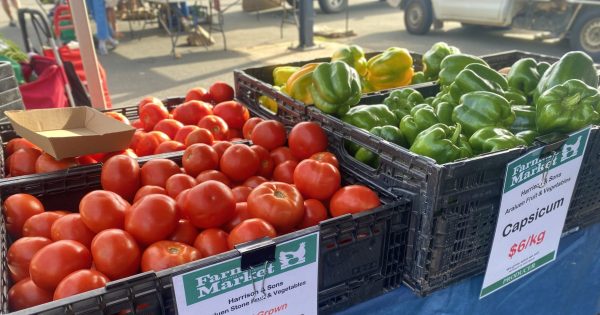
0 145 412 314
233 51 426 126
305 80 600 296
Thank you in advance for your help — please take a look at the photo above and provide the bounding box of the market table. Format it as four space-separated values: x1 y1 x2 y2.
339 223 600 315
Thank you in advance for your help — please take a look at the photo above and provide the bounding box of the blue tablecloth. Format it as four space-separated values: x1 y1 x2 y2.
340 223 600 315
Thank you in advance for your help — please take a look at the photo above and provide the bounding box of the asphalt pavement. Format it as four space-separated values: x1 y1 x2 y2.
0 0 572 108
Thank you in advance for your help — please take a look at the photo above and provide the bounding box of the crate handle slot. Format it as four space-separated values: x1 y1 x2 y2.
235 237 276 270
105 271 158 290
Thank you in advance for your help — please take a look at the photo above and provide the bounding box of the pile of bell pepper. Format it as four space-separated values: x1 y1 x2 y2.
259 45 416 115
346 47 599 166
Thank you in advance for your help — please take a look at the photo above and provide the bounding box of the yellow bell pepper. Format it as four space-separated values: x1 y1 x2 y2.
258 86 281 113
273 66 299 87
284 63 320 105
364 47 414 92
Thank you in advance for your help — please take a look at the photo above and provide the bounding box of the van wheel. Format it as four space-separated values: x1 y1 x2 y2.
318 0 347 14
404 0 433 35
570 8 600 60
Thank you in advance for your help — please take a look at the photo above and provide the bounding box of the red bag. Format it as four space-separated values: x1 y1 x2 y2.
19 64 68 109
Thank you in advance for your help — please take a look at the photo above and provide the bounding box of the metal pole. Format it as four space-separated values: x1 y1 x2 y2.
297 0 315 49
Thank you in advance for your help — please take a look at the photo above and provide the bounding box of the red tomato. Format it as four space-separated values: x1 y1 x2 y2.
125 194 178 246
8 237 53 283
175 189 191 219
209 82 234 103
211 141 233 160
310 152 339 169
76 155 98 165
135 131 170 156
133 186 167 202
185 87 213 103
220 144 259 182
193 228 229 257
297 199 328 229
196 170 231 187
243 176 267 188
8 148 42 176
140 159 181 187
141 241 201 272
185 128 214 146
104 111 130 125
288 122 328 159
270 147 298 166
227 218 277 249
272 160 298 184
197 115 229 141
101 155 141 202
293 159 341 201
6 138 39 156
8 278 53 311
53 269 109 300
138 96 163 112
251 120 287 150
174 125 200 143
131 119 144 129
22 212 65 239
184 180 235 229
35 153 78 174
100 149 138 163
154 140 186 154
329 185 381 217
91 229 141 280
247 182 304 233
165 174 197 198
251 145 275 178
223 202 252 232
242 117 263 140
4 194 45 238
168 219 199 245
140 103 169 131
50 214 96 248
232 186 252 203
172 100 213 125
153 119 184 140
213 101 249 129
129 130 145 151
29 240 92 291
182 144 219 177
80 190 129 233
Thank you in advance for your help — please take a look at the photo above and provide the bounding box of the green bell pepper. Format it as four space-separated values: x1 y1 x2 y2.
410 123 473 164
424 96 435 105
533 51 599 102
331 45 368 76
382 88 425 120
434 101 455 125
400 104 440 145
509 105 536 133
355 126 408 167
507 58 543 97
273 66 299 87
438 54 488 87
422 42 461 81
309 61 362 116
411 71 427 84
452 91 515 136
515 130 539 146
537 62 551 76
469 127 526 154
536 79 600 134
448 64 507 103
504 89 528 105
342 104 399 131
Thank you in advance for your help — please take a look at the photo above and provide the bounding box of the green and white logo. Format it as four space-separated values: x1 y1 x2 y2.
504 128 589 192
180 233 318 306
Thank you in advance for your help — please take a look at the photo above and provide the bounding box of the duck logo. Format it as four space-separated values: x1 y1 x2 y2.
561 136 582 162
279 242 306 270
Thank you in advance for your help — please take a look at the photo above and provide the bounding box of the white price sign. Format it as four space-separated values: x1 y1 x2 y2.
172 232 319 315
480 127 591 298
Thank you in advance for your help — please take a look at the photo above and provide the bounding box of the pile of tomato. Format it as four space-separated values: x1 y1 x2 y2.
3 82 242 177
4 117 383 312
